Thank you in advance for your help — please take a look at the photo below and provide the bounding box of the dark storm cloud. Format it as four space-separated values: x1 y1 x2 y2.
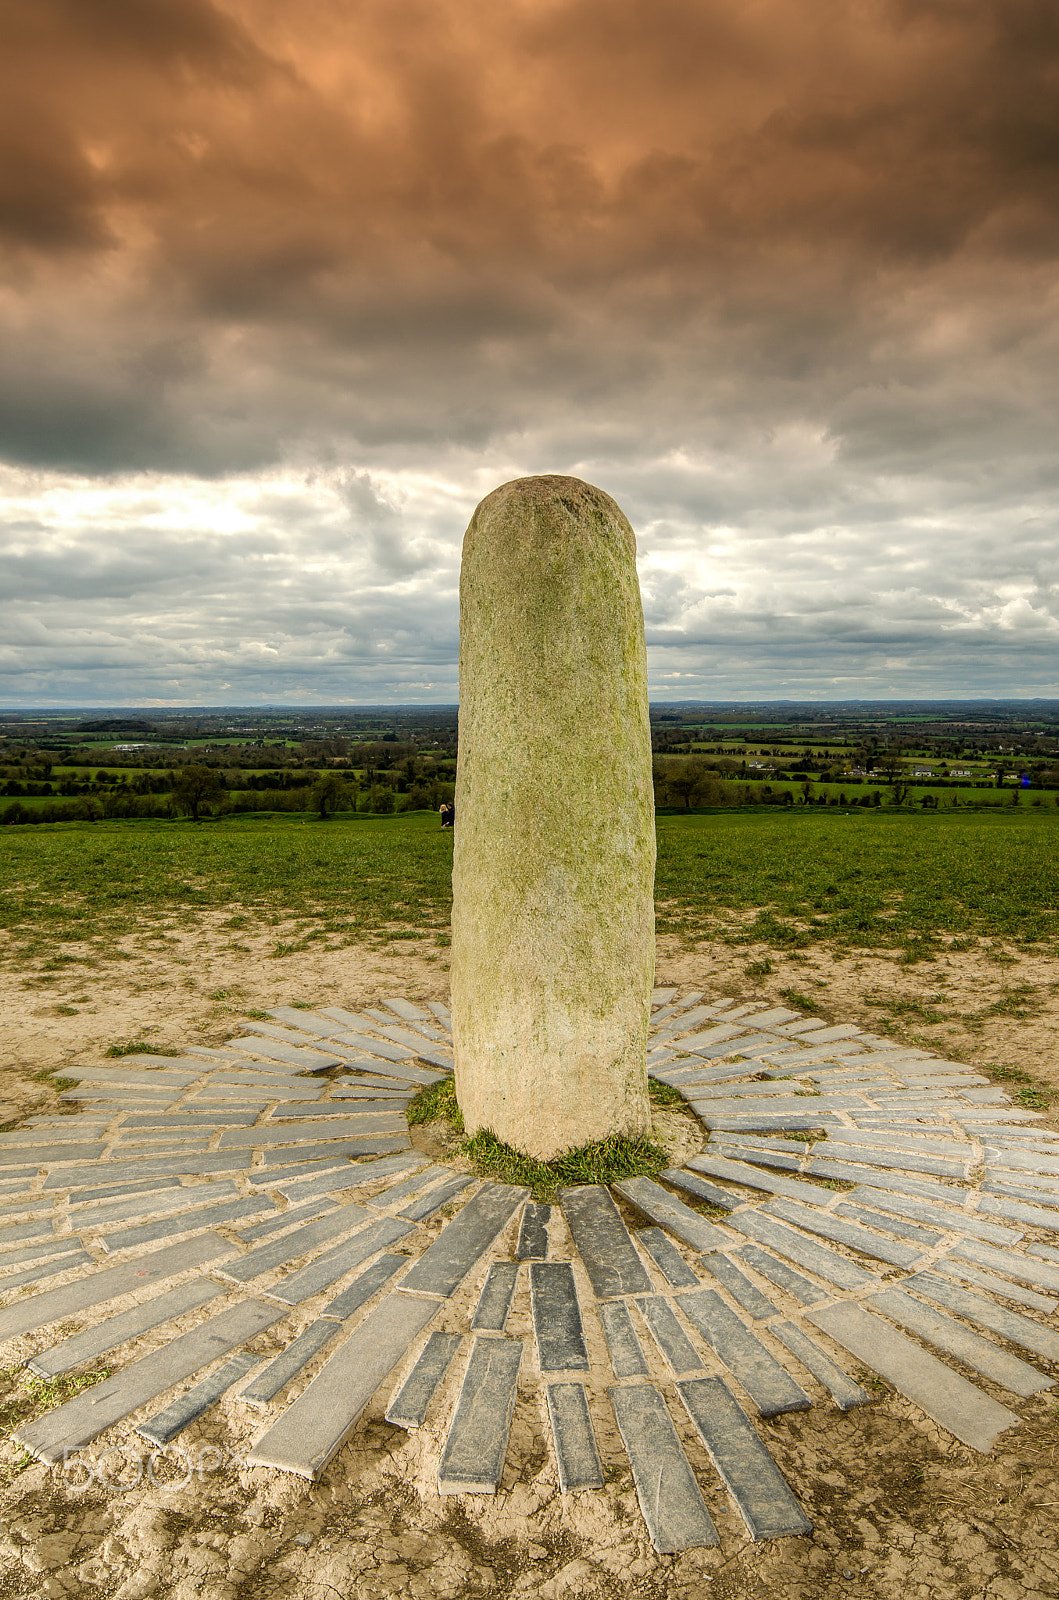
0 0 1057 699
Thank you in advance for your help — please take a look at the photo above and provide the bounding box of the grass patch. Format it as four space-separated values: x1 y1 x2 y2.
0 1365 111 1456
745 958 774 977
778 988 817 1013
406 1077 464 1131
457 1128 669 1204
105 1041 171 1057
648 1078 685 1108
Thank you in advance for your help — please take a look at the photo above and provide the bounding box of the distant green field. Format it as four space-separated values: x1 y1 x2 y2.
1 806 1056 966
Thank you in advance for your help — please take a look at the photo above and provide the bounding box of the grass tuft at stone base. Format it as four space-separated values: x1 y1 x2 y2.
458 1128 668 1203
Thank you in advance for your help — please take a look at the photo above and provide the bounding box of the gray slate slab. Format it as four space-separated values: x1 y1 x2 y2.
29 1278 224 1378
138 1351 261 1445
99 1195 279 1253
612 1177 727 1254
598 1299 649 1378
724 1211 876 1291
472 1262 519 1332
849 1188 1016 1245
69 1175 198 1206
517 1202 550 1260
234 1199 338 1243
399 1184 528 1299
807 1300 1017 1452
546 1382 604 1493
868 1286 1051 1398
239 1321 345 1409
46 1154 253 1188
0 1251 93 1289
678 1290 810 1416
399 1174 474 1221
678 1377 812 1540
636 1296 704 1374
0 1143 105 1168
687 1154 828 1201
832 1202 941 1247
661 1169 740 1211
219 1204 371 1284
732 1245 825 1307
321 1252 405 1320
770 1322 870 1410
804 1142 969 1179
761 1198 923 1269
949 1238 1059 1293
699 1254 777 1320
385 1331 462 1429
0 1232 231 1341
979 1194 1059 1230
609 1384 718 1553
219 1118 405 1148
438 1337 523 1493
261 1137 408 1166
559 1185 653 1298
932 1257 1057 1314
905 1271 1059 1361
226 1038 341 1071
637 1228 700 1288
275 1152 425 1202
267 1215 413 1305
530 1262 589 1371
248 1290 439 1476
269 1006 345 1035
18 1298 284 1462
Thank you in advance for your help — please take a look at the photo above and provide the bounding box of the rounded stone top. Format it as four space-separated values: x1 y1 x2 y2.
469 474 634 552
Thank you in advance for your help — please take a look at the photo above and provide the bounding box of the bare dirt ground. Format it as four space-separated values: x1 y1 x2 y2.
1 919 1058 1600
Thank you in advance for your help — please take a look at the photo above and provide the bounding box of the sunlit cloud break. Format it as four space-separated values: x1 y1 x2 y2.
1 0 1057 704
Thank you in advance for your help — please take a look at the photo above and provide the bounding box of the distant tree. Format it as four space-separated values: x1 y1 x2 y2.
309 772 349 819
172 763 226 821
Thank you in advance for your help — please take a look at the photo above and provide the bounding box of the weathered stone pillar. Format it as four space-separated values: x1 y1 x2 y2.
451 475 655 1160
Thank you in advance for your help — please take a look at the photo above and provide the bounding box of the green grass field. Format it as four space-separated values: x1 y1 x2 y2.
1 806 1056 968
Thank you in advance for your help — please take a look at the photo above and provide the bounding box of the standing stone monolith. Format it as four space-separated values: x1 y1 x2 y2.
451 475 655 1160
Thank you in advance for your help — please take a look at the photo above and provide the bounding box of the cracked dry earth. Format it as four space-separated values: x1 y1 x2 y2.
0 926 1057 1600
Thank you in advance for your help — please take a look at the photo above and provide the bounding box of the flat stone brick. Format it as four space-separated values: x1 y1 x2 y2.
438 1337 522 1494
609 1384 718 1553
677 1377 812 1539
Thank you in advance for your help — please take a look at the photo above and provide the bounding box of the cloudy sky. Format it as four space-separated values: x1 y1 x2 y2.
2 0 1057 706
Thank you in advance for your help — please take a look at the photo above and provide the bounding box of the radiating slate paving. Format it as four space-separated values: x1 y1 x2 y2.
612 1177 728 1254
699 1253 777 1320
9 983 1059 1555
866 1286 1052 1398
385 1331 463 1429
0 1233 231 1341
321 1252 406 1319
438 1337 523 1494
267 1215 412 1305
678 1378 812 1540
609 1384 719 1553
219 1204 372 1284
